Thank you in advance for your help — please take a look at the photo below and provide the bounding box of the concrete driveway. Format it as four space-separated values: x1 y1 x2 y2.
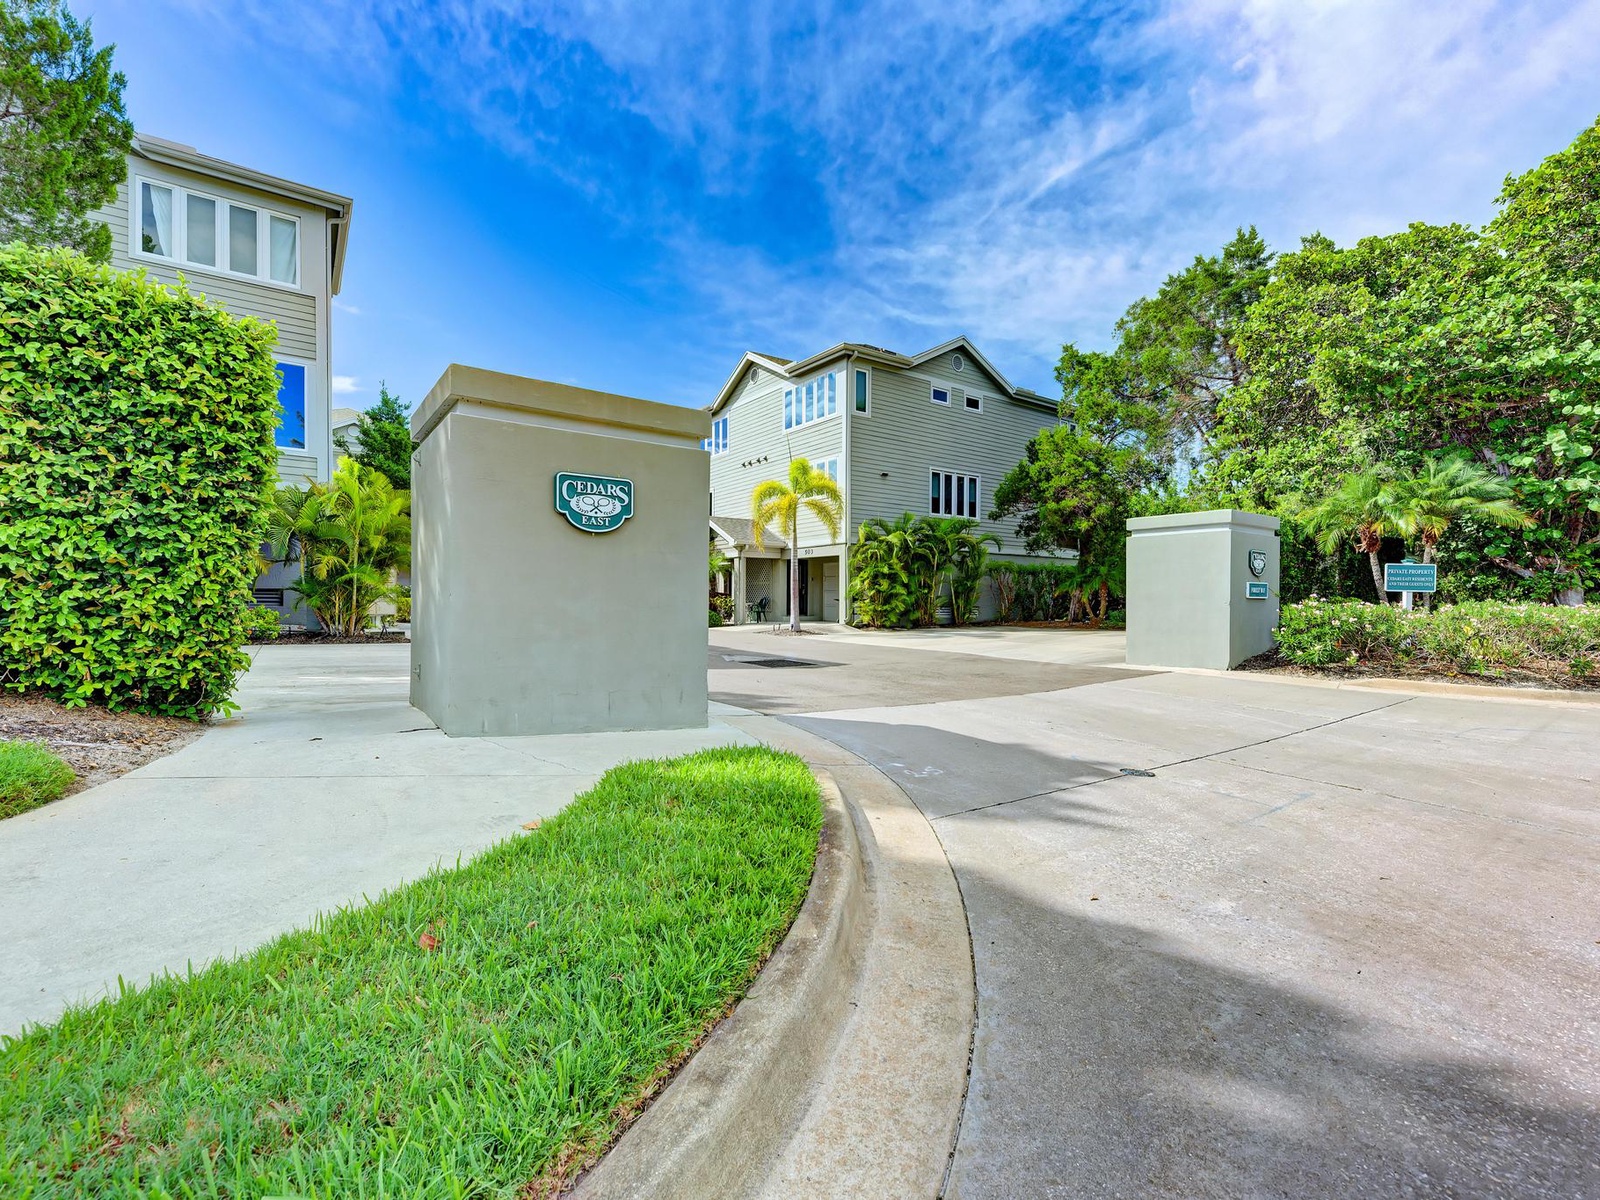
0 644 747 1036
710 626 1600 1198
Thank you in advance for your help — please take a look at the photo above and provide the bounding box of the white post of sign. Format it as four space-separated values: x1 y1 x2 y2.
1401 590 1413 611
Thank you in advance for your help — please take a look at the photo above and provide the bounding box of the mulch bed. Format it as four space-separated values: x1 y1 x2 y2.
254 632 410 645
1236 649 1600 693
0 694 204 798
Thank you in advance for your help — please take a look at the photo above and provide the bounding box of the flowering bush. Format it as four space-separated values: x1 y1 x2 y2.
1276 599 1600 681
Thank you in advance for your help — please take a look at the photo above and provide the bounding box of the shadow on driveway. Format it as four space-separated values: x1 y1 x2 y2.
945 875 1600 1199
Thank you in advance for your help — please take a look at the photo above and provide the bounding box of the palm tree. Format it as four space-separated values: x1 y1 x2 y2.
1300 467 1411 603
849 514 927 628
752 458 843 632
266 457 411 635
930 518 999 625
1390 456 1532 565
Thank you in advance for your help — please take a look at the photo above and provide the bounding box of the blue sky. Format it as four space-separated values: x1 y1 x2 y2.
89 0 1600 413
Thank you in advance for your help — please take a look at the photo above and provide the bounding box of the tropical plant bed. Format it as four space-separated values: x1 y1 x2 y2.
0 694 201 814
0 746 822 1198
1244 599 1600 691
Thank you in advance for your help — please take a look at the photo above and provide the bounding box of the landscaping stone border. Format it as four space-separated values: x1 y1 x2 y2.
570 719 974 1198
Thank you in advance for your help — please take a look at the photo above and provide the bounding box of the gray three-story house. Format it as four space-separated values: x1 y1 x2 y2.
707 336 1063 624
97 133 354 624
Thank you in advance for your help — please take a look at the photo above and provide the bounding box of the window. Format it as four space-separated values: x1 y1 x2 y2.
783 368 841 431
702 416 729 454
953 353 965 372
930 470 980 518
132 177 301 288
275 362 307 450
139 182 173 257
931 384 950 405
965 391 983 412
185 193 216 266
269 215 299 284
853 367 869 414
817 458 838 482
229 204 258 274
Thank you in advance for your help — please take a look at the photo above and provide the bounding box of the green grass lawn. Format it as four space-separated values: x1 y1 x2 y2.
0 746 821 1199
0 740 75 819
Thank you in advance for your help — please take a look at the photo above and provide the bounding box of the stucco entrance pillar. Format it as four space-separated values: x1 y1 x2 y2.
1125 510 1280 670
410 365 711 736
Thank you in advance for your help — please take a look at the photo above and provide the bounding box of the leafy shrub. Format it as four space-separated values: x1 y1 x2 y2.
0 245 279 716
1276 598 1600 680
710 595 734 623
708 608 723 627
1006 561 1084 621
242 605 281 642
395 584 413 623
0 740 75 819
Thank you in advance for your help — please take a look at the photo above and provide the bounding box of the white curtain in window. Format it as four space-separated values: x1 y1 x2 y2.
269 215 298 285
140 183 172 257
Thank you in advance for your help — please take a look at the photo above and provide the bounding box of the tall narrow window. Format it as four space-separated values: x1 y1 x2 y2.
185 193 216 266
268 215 299 285
139 182 173 257
229 204 259 275
275 362 307 450
930 472 941 511
826 371 837 415
968 476 978 515
854 368 868 413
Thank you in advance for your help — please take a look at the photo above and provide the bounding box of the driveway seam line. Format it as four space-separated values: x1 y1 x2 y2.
931 696 1418 821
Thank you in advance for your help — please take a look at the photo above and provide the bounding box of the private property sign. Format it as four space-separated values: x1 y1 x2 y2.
555 472 634 533
1384 561 1438 594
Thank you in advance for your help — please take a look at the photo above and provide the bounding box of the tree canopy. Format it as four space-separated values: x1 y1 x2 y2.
995 113 1600 606
338 382 414 490
0 0 132 261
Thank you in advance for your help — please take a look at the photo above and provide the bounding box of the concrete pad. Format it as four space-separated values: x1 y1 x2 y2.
0 644 748 1036
712 627 1600 1197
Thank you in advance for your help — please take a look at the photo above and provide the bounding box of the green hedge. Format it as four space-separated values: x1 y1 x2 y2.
1276 599 1600 681
0 244 280 717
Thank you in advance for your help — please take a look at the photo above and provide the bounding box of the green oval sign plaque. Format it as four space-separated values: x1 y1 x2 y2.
555 472 634 533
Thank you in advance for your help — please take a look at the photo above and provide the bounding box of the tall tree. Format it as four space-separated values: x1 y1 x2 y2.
0 0 132 261
992 339 1167 574
337 382 413 490
751 458 842 633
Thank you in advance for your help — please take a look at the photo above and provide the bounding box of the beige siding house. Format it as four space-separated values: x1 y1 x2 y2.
707 337 1064 624
96 134 354 624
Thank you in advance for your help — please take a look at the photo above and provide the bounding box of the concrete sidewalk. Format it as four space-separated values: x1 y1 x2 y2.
0 644 748 1036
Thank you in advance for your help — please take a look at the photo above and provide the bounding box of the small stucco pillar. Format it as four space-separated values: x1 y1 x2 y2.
1125 510 1280 670
410 365 711 736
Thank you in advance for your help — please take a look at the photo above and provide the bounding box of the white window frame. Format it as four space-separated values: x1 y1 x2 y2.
817 457 839 482
703 415 729 455
964 391 984 413
852 366 871 416
930 381 952 406
130 175 304 293
929 469 981 519
783 367 842 433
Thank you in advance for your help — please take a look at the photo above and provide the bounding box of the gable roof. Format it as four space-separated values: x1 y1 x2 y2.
710 516 786 549
708 335 1055 416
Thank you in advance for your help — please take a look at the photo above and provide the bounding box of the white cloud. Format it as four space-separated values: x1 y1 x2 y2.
332 375 361 395
192 0 1600 386
332 299 362 316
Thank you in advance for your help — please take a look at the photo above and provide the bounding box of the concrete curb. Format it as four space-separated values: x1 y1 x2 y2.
571 719 975 1198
